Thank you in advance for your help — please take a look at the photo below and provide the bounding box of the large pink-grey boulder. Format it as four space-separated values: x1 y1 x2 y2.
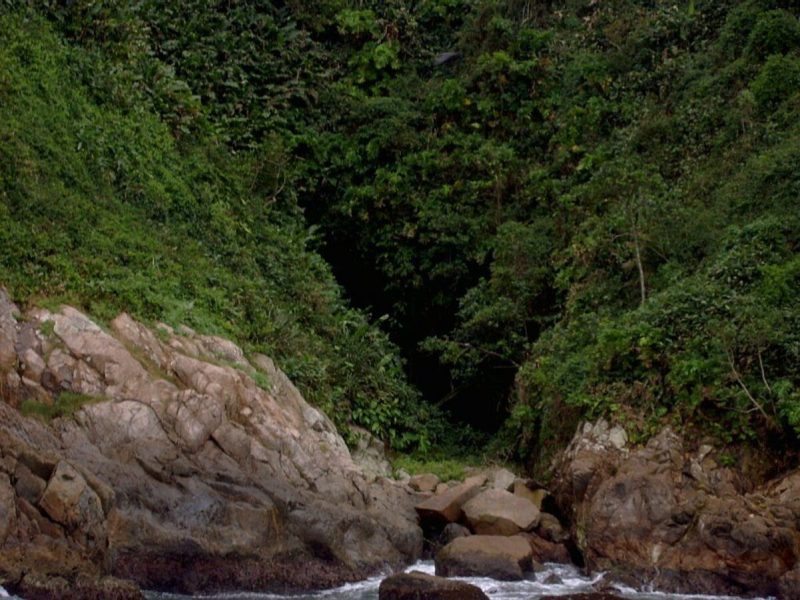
379 571 488 600
435 535 533 580
415 474 487 525
462 488 540 535
0 291 423 597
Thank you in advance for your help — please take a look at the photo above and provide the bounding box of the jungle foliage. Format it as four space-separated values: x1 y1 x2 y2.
2 0 800 468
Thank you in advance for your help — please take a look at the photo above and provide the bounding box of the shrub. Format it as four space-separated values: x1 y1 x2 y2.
750 54 800 111
746 10 800 58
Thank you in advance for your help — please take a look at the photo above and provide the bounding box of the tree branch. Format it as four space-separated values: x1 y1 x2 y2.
726 349 770 423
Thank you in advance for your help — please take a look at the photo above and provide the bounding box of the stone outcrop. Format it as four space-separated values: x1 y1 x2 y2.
552 419 800 598
378 571 488 600
0 290 422 596
415 474 486 526
462 488 540 535
523 532 572 564
435 535 533 580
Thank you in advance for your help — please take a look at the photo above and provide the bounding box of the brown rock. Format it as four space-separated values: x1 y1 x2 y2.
378 571 488 600
551 422 800 597
434 482 450 495
13 462 46 504
38 461 106 550
435 535 533 580
780 567 800 600
440 522 471 545
409 473 440 493
541 595 625 600
415 475 486 525
20 349 46 384
513 479 548 510
523 532 572 564
462 488 540 535
537 512 568 543
0 473 15 545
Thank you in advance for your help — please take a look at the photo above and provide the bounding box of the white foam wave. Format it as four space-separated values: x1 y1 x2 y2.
143 560 776 600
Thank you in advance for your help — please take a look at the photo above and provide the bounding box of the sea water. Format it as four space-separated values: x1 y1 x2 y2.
143 561 770 600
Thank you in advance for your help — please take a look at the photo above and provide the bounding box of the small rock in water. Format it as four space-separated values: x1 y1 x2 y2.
542 572 563 585
541 595 624 600
379 571 488 600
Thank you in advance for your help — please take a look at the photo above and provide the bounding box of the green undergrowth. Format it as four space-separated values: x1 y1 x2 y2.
20 392 103 422
0 11 438 451
391 455 476 483
4 1 800 471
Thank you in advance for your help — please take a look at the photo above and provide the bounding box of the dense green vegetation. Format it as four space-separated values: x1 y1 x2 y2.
0 7 432 450
2 0 800 472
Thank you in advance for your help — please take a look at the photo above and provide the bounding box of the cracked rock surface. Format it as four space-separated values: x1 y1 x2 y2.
0 289 422 598
551 419 800 598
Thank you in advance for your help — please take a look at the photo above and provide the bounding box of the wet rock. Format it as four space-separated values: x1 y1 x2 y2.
379 571 489 600
551 421 800 598
462 488 540 535
415 475 486 526
523 532 572 564
11 572 145 600
541 572 563 585
537 512 569 543
541 595 624 600
435 535 533 580
780 566 800 600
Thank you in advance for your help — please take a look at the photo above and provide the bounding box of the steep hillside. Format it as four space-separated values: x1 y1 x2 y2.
0 9 431 451
2 0 800 474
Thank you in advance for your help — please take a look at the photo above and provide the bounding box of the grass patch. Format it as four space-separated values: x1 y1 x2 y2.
391 455 479 483
39 320 55 337
20 391 103 422
250 369 272 391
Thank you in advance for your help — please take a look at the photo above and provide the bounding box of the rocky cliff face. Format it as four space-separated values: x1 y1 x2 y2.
552 420 800 599
0 290 422 598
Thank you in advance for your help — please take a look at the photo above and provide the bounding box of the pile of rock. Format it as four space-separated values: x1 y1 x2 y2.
551 419 800 598
412 467 573 582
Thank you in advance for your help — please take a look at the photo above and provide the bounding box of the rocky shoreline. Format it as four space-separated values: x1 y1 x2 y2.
1 288 800 599
0 290 421 598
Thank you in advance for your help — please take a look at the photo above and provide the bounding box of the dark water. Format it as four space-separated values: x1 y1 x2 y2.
131 561 769 600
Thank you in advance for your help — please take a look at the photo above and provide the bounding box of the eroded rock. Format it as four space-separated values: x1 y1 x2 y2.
379 571 489 600
462 488 540 536
415 475 486 526
0 295 423 596
552 422 800 597
435 535 533 580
